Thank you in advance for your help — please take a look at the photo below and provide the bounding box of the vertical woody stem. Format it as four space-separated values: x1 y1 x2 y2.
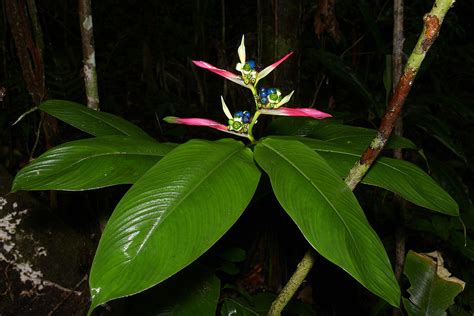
391 1 406 315
268 0 454 314
78 0 100 110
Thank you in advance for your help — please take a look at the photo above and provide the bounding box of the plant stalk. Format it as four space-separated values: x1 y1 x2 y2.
392 0 406 315
78 0 100 110
269 0 454 314
248 110 261 143
268 250 315 316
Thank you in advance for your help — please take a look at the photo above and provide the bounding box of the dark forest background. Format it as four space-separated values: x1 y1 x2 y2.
1 0 473 315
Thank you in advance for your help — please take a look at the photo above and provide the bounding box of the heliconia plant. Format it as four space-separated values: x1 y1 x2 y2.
170 35 332 142
11 35 458 315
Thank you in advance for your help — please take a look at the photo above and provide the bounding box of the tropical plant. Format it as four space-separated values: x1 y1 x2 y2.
11 27 462 314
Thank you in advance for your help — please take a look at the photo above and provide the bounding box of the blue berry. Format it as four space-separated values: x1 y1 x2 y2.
267 88 277 94
234 111 243 118
260 97 268 104
242 111 251 123
246 60 256 69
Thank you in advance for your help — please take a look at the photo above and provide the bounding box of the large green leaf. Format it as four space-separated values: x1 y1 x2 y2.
254 137 400 307
267 117 417 150
290 137 459 216
40 99 154 140
12 136 175 191
88 139 260 313
402 251 465 316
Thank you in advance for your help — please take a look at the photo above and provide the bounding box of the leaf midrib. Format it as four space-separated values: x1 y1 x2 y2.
313 147 412 176
22 151 165 176
315 146 456 214
261 141 363 264
77 107 139 136
46 101 146 137
130 144 243 260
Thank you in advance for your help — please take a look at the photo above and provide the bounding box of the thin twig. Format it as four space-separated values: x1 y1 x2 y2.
269 0 454 314
11 106 38 126
30 113 44 161
310 75 326 108
47 275 87 316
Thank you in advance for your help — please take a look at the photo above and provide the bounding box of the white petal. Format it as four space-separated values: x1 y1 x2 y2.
221 96 233 120
236 63 243 72
275 91 294 108
237 35 246 65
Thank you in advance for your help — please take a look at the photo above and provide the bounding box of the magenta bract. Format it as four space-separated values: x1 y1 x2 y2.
260 107 332 119
191 61 246 87
163 116 228 131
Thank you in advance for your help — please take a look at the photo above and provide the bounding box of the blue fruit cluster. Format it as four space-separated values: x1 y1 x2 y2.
234 111 252 124
246 60 256 69
258 87 278 106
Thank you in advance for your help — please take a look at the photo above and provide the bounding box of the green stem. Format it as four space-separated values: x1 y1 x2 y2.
269 0 454 314
267 250 315 316
249 84 261 110
247 110 261 143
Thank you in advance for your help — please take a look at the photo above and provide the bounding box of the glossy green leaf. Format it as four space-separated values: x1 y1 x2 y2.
88 139 260 313
12 136 175 191
40 99 154 140
267 117 417 150
128 266 220 316
254 137 400 307
292 137 459 216
403 251 465 316
309 122 416 150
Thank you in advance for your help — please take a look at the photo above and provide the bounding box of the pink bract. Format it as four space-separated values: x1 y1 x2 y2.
257 52 294 82
191 61 246 87
192 52 294 87
164 116 228 131
260 107 332 119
